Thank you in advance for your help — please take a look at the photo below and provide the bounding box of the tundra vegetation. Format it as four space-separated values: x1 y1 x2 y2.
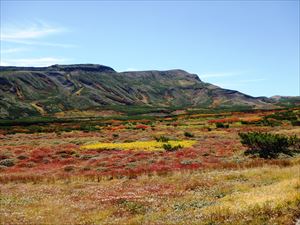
0 107 300 225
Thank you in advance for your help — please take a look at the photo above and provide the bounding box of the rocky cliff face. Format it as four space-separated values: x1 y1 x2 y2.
0 64 275 119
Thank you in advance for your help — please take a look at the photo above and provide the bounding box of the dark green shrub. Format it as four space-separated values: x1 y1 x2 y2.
61 127 73 132
155 136 170 142
239 132 299 159
63 165 76 172
0 159 15 167
163 143 183 152
17 155 28 160
113 133 119 138
27 125 43 133
266 111 297 121
162 143 172 151
241 120 261 125
259 118 282 127
82 166 91 171
80 125 98 132
184 131 194 138
288 135 300 151
216 122 229 128
291 120 300 126
258 110 299 127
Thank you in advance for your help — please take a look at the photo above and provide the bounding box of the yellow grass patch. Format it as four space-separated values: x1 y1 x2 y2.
30 102 45 115
219 178 300 209
81 140 196 151
201 166 300 216
55 110 123 118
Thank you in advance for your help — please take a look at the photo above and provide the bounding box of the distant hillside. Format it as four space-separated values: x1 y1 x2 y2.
0 64 296 119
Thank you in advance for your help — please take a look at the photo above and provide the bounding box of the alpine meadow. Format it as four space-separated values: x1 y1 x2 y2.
0 1 299 225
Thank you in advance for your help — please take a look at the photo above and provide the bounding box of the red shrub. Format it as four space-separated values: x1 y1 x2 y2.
135 124 149 130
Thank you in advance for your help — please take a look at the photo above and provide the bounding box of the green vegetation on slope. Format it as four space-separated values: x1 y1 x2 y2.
0 64 278 119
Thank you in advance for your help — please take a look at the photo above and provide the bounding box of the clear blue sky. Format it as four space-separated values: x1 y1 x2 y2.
0 1 299 97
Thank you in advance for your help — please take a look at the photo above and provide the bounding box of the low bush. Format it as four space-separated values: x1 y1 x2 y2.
259 118 282 127
113 133 119 138
239 132 300 159
291 120 300 126
79 125 98 132
63 165 76 172
265 111 297 121
184 131 194 138
216 122 229 128
155 136 170 142
17 155 28 160
163 143 183 152
288 135 300 151
0 159 15 167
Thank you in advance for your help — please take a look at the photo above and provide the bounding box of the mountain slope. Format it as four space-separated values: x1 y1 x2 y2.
0 64 275 119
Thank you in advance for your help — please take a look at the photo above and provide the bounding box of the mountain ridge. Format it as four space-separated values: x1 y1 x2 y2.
0 64 298 119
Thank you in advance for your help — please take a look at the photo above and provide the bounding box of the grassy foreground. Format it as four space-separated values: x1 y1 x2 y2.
1 161 300 225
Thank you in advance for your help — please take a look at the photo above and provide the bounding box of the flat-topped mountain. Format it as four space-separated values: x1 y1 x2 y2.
1 64 116 73
0 64 296 119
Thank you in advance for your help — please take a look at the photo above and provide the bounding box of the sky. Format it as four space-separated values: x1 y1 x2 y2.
0 0 299 97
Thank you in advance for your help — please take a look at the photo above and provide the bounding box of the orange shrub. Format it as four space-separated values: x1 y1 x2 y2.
110 125 126 131
208 117 240 124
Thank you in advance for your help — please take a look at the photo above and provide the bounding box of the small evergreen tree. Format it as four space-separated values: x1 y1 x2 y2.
239 132 299 159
